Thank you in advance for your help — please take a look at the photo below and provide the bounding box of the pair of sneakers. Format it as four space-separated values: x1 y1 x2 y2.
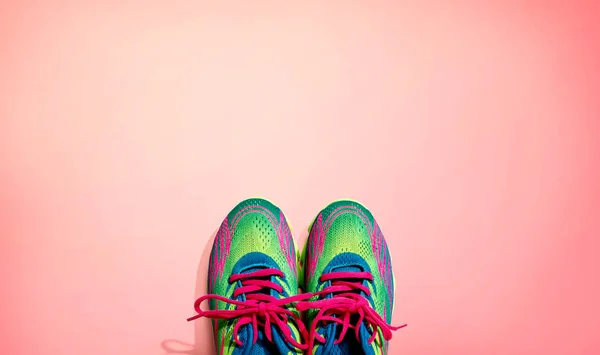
187 198 405 355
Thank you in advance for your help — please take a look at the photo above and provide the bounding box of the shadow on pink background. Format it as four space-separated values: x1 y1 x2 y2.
1 1 600 354
161 230 217 355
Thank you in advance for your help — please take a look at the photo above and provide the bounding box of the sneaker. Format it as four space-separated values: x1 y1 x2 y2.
298 200 406 355
187 198 309 355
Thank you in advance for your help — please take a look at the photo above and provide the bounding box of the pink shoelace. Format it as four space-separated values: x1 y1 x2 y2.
187 268 310 350
296 271 407 355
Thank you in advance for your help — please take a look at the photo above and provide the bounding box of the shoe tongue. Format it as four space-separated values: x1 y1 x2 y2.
320 322 375 355
239 313 298 355
240 325 279 355
333 265 362 273
321 266 375 355
237 266 299 355
240 266 276 297
330 265 365 297
356 322 377 355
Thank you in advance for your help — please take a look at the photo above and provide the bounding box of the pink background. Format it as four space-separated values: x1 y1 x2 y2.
2 1 599 354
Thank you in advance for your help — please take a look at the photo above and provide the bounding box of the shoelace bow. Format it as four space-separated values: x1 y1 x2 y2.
187 268 311 350
296 271 407 355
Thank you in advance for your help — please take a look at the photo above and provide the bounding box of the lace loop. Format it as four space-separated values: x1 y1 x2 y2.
187 268 311 350
297 271 406 355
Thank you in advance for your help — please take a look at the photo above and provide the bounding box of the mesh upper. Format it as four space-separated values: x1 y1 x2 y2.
207 198 301 355
304 200 395 355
